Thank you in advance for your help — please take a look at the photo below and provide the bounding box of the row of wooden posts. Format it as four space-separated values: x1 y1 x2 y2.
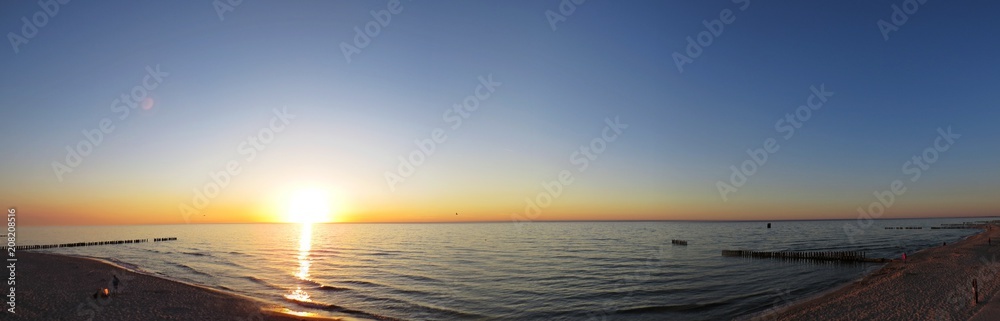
671 239 688 245
721 250 889 263
885 223 991 230
3 237 177 251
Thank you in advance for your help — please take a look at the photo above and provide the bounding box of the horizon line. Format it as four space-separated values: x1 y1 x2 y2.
20 215 1000 227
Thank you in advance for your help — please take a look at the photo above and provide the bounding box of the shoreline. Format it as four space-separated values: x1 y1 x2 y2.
751 225 1000 321
11 252 342 320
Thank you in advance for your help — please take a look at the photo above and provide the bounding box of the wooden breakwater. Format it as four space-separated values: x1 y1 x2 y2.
931 226 983 230
3 237 177 251
931 224 986 230
722 250 889 263
671 239 688 245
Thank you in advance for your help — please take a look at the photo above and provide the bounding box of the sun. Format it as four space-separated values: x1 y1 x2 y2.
285 188 333 223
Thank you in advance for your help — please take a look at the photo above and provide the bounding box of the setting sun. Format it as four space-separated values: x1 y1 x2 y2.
285 188 332 223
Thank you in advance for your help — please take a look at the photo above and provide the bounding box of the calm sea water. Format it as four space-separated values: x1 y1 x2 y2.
20 219 992 320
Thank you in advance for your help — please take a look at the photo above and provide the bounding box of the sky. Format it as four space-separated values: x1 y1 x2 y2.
1 1 998 225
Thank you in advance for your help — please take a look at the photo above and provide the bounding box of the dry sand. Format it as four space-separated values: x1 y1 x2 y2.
756 225 1000 321
7 252 337 320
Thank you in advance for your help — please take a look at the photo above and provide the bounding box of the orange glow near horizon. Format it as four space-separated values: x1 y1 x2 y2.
7 177 1000 226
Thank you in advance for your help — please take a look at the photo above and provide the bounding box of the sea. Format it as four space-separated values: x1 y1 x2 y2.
19 218 995 320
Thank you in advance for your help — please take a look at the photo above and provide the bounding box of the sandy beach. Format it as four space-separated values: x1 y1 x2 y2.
10 252 335 321
759 225 1000 321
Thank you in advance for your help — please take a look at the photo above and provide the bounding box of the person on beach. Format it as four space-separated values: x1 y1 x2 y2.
902 252 906 262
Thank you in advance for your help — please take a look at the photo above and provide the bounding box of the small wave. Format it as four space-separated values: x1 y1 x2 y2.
297 278 323 287
140 248 163 254
339 279 383 287
316 285 351 292
181 251 210 257
171 263 212 277
242 275 271 286
102 257 143 271
392 273 443 284
616 301 729 314
211 258 248 270
283 298 402 321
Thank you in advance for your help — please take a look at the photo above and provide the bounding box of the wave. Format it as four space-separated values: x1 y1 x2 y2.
316 285 351 292
171 263 213 277
339 279 384 287
242 275 272 286
102 257 143 271
283 298 403 321
616 301 730 314
390 272 443 284
296 278 323 287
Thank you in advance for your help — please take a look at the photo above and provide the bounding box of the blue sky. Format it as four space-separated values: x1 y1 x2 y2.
1 1 998 224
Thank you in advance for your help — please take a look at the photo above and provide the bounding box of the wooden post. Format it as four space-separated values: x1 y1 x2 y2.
974 279 979 304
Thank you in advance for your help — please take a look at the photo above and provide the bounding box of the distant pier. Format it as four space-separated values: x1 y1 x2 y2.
722 250 888 263
886 223 991 230
3 237 177 251
930 223 987 230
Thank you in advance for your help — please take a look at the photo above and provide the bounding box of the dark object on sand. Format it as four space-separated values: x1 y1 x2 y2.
113 275 121 292
973 279 979 303
93 288 110 299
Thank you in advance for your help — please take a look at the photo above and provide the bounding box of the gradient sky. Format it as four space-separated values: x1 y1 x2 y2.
2 1 998 225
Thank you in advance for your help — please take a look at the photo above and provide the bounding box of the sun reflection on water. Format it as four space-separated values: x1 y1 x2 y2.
285 223 313 302
296 223 312 280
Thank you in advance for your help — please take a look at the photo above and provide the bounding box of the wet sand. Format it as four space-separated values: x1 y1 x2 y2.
9 252 335 320
758 225 1000 321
